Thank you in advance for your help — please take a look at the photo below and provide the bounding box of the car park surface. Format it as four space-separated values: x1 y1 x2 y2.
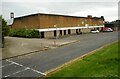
1 32 119 78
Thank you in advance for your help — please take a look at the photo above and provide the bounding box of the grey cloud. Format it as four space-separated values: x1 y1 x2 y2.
41 2 117 14
2 2 39 19
118 1 120 20
3 0 120 2
2 1 118 21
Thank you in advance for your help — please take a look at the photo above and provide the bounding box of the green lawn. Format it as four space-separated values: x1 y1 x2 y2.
47 41 119 77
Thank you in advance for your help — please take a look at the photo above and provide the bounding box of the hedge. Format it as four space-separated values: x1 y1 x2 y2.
9 29 40 38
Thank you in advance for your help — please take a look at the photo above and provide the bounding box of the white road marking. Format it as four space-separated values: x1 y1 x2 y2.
4 59 46 77
0 63 14 68
30 68 46 76
4 68 29 78
6 59 23 67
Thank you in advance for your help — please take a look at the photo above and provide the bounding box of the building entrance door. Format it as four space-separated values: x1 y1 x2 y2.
54 30 57 37
76 29 79 34
41 32 44 38
68 29 71 34
64 30 66 35
60 30 62 36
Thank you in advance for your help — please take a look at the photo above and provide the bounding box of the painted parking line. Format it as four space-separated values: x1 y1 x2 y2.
3 59 46 77
2 62 26 77
4 68 29 78
6 59 23 67
29 67 46 76
0 62 14 69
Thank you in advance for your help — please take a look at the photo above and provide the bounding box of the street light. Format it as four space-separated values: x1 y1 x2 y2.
54 24 57 37
54 24 57 46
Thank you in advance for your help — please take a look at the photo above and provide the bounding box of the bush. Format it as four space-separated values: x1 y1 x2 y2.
25 29 40 38
9 29 40 38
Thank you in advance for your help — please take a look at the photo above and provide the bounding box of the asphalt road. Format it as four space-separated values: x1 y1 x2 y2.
1 32 119 78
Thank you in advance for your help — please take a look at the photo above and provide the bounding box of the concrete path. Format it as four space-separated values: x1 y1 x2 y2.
2 36 78 60
1 32 119 78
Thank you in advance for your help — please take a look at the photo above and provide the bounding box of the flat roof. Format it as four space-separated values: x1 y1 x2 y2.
15 13 103 19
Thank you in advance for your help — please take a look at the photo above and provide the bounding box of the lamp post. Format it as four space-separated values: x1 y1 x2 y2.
54 24 57 38
54 24 57 46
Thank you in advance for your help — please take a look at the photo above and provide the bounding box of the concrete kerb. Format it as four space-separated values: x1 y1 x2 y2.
44 40 118 77
57 40 80 47
1 48 49 61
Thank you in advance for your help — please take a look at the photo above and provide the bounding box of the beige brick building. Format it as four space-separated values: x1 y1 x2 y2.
11 13 104 38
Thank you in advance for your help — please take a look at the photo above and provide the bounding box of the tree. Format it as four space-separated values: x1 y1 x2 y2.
0 16 9 48
1 16 9 36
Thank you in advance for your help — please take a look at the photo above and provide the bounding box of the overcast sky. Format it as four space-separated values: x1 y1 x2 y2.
1 0 120 22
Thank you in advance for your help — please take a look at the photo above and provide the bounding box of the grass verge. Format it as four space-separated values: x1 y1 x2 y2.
46 41 119 78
